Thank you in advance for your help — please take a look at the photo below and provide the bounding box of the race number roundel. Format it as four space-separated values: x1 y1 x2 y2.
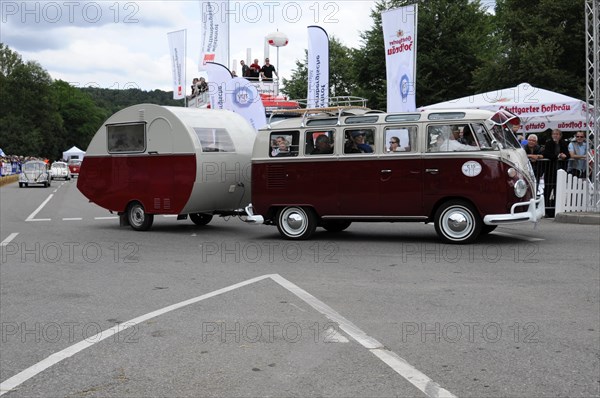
461 161 482 177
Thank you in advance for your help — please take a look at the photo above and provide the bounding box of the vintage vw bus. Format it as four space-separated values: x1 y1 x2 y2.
246 107 544 243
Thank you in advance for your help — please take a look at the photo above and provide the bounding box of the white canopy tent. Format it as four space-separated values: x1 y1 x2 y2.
419 83 593 134
62 146 85 161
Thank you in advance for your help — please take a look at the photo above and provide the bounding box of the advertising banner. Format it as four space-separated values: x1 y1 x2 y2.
382 5 417 112
167 29 186 100
307 26 329 108
199 0 229 70
205 63 266 130
204 62 233 110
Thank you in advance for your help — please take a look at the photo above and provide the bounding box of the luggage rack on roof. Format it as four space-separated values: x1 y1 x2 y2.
266 96 371 128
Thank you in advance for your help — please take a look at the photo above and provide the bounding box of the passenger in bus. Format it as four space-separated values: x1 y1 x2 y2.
311 135 334 155
271 136 291 157
388 136 410 152
345 130 373 153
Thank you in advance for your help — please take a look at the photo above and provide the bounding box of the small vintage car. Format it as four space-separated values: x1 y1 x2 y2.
50 161 71 180
68 159 82 176
19 160 51 188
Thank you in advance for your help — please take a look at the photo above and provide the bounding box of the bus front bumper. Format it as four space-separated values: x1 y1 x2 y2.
483 195 544 225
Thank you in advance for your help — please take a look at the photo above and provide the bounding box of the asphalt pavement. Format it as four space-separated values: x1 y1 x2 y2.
1 179 599 397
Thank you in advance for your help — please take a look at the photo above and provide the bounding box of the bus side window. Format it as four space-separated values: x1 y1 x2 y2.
344 128 375 154
269 131 299 157
384 126 416 153
306 131 335 155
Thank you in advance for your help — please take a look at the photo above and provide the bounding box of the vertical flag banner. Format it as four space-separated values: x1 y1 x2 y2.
382 5 417 112
307 26 329 108
204 62 233 110
167 29 186 100
205 63 266 130
226 77 267 130
199 0 230 70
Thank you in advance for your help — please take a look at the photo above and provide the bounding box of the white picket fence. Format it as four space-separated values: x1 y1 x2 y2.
555 169 594 213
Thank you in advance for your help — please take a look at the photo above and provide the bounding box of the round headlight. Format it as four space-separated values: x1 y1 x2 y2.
507 168 517 178
514 179 527 198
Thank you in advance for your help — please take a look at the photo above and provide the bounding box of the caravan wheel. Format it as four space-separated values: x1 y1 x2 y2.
190 213 213 226
127 201 154 231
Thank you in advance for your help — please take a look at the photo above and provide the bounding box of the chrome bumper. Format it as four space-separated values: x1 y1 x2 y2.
483 195 544 225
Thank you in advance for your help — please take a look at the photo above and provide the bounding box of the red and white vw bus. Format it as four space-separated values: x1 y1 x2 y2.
245 107 544 243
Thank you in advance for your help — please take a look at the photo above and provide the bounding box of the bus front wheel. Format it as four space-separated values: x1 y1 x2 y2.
127 201 154 231
276 206 317 240
434 200 482 244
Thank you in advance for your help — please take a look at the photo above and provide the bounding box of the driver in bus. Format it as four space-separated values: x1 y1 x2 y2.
439 126 479 151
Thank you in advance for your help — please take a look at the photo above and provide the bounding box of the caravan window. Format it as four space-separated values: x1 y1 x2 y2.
107 123 146 153
194 128 235 152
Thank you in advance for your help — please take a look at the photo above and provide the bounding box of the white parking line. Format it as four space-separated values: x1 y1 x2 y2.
94 217 119 220
62 218 83 221
25 194 53 222
0 274 456 398
270 274 456 398
0 275 272 396
0 233 19 247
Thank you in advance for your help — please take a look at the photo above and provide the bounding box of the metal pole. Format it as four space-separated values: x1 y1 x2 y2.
585 0 600 211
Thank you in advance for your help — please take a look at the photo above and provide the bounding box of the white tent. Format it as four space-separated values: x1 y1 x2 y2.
62 146 85 161
419 83 593 133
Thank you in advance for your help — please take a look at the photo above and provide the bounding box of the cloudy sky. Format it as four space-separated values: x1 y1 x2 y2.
1 0 381 92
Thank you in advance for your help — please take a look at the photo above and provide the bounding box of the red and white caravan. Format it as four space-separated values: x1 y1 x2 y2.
78 104 255 230
79 104 544 243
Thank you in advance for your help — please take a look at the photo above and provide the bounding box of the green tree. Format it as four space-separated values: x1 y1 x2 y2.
474 0 585 98
0 44 65 158
53 80 109 153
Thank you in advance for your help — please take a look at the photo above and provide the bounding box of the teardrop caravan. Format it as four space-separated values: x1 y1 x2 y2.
78 104 255 230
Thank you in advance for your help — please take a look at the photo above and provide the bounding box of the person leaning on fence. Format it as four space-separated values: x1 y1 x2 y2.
523 134 543 179
568 131 588 179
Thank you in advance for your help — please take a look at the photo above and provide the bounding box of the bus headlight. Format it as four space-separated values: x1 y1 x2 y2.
514 179 527 198
507 168 517 178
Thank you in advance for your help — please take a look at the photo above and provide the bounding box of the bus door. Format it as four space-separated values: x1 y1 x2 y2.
338 128 380 215
378 126 423 216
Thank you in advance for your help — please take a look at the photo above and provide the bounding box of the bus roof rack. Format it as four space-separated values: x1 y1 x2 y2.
266 96 372 128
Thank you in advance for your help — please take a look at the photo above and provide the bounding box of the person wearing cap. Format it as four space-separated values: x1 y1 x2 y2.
345 130 373 153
